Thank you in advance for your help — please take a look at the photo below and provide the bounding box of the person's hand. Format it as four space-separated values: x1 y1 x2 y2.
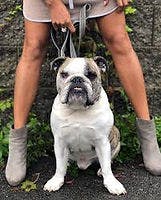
104 0 129 7
45 0 75 33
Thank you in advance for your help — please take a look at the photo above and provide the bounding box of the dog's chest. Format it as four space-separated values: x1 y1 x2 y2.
61 122 95 152
60 122 98 169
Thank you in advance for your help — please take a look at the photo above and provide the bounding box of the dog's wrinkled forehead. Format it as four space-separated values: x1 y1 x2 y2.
59 58 100 76
62 58 86 74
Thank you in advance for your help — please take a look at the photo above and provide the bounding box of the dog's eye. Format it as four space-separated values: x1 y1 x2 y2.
86 71 97 80
60 72 69 79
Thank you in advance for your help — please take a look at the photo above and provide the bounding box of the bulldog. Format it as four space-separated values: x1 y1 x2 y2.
43 57 126 195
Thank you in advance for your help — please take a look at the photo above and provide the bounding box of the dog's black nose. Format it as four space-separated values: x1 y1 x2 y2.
71 76 84 84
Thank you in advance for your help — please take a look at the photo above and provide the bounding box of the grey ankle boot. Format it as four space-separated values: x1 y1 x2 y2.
136 118 161 175
5 126 27 186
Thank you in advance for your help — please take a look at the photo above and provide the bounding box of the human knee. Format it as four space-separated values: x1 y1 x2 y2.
103 31 133 55
22 37 47 61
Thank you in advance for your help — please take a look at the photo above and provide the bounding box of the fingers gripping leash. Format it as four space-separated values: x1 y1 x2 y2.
50 3 91 67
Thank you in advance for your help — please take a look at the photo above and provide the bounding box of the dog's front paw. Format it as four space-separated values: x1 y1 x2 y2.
104 176 126 195
43 176 64 192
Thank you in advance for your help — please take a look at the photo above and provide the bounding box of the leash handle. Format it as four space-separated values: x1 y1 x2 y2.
50 3 91 59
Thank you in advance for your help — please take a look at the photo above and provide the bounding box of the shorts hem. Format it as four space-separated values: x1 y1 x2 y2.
23 11 51 23
23 6 118 23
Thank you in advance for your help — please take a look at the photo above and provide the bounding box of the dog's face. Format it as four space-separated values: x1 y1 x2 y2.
53 57 107 109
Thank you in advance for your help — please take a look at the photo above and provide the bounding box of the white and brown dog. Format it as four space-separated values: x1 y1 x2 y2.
43 57 126 195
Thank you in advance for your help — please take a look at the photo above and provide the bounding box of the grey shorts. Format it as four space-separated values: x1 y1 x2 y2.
23 0 118 23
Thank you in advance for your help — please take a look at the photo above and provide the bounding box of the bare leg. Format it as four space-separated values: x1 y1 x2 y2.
14 20 50 129
6 20 50 186
96 9 150 120
96 9 161 175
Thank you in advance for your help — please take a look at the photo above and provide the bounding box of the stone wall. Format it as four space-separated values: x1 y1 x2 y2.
128 0 161 115
0 0 161 121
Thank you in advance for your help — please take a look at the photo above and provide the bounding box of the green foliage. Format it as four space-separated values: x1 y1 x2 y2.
0 122 11 164
5 4 22 22
119 89 133 112
8 5 22 16
155 116 161 150
0 98 13 164
27 113 53 165
125 25 133 33
21 180 37 192
115 112 140 163
0 99 13 112
67 162 79 178
125 6 136 15
113 89 139 163
0 88 6 93
124 3 136 33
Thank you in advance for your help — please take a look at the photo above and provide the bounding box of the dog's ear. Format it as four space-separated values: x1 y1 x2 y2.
50 57 66 71
94 56 109 72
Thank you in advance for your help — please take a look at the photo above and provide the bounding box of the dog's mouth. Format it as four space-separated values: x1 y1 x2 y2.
69 85 87 96
65 84 93 106
67 84 87 99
